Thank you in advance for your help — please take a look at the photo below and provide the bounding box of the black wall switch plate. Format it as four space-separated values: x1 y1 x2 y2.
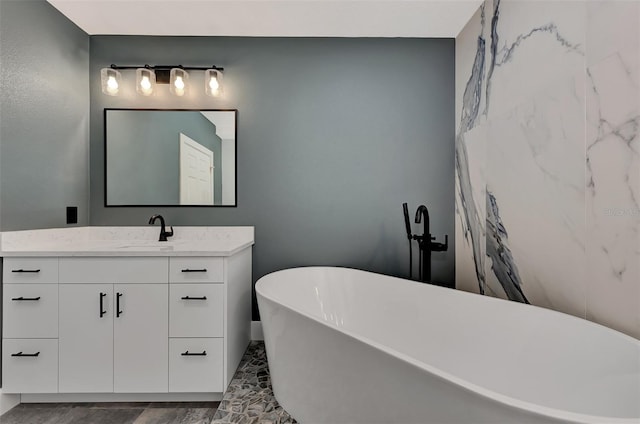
66 206 78 224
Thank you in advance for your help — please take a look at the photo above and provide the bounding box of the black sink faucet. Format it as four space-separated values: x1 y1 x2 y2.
148 214 174 242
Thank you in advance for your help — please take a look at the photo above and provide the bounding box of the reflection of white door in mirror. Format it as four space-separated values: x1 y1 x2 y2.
179 133 214 205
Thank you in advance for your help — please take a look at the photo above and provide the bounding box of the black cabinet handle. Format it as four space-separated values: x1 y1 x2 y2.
181 296 207 300
11 269 41 273
11 296 41 301
181 350 207 356
100 292 107 318
116 292 123 317
181 269 207 273
11 351 40 357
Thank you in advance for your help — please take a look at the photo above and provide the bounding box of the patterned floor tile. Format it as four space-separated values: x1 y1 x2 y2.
212 342 297 424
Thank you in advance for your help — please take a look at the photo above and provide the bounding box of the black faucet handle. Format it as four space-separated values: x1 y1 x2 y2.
431 234 449 252
165 226 174 238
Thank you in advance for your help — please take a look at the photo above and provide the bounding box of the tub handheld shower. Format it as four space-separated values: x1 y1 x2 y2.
402 203 449 284
402 203 414 279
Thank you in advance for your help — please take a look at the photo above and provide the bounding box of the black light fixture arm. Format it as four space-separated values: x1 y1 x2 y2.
108 64 224 72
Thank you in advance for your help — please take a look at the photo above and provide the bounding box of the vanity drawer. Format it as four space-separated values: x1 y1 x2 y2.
59 257 168 283
169 257 223 283
3 284 58 338
3 258 58 284
2 339 59 393
169 338 223 393
169 284 223 337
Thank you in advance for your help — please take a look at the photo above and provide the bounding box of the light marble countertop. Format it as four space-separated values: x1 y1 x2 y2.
0 226 254 257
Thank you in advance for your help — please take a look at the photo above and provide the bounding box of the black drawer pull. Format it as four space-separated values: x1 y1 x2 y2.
181 269 207 273
100 292 107 318
116 292 123 318
181 350 207 356
11 351 40 357
12 269 41 273
181 296 207 300
11 296 41 301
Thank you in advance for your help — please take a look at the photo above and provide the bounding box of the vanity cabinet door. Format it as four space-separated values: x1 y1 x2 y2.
59 284 114 393
113 284 168 393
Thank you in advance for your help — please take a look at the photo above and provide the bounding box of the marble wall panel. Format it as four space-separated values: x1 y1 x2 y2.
455 0 639 338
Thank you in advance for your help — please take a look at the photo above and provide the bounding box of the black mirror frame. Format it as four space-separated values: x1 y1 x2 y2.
104 108 238 208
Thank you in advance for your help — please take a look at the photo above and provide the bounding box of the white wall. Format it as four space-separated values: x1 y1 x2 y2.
455 0 640 339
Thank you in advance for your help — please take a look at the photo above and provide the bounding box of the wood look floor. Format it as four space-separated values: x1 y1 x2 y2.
0 401 219 424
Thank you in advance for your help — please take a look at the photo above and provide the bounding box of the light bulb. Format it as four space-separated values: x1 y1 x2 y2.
174 76 185 90
170 68 189 96
205 69 223 97
107 76 119 93
140 76 151 90
135 68 156 96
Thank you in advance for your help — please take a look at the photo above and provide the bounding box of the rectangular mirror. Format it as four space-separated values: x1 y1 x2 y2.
105 109 237 206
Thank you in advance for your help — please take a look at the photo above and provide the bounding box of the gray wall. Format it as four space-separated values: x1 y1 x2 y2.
106 110 223 205
0 0 89 230
90 36 455 319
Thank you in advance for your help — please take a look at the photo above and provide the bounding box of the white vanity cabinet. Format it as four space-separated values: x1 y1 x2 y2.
1 231 253 401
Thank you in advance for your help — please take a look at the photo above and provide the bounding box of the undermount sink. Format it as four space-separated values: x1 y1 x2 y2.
117 246 175 251
116 241 180 250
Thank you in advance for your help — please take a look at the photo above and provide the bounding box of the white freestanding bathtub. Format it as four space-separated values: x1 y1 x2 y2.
256 267 640 424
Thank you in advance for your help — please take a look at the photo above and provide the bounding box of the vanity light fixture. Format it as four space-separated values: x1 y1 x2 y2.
100 64 224 97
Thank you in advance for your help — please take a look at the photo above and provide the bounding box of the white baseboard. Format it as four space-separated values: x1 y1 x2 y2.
0 391 21 415
21 393 221 403
251 321 263 340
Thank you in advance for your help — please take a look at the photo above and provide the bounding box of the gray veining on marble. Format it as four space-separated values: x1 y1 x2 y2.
456 0 530 300
455 2 489 295
212 342 297 424
485 191 528 303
